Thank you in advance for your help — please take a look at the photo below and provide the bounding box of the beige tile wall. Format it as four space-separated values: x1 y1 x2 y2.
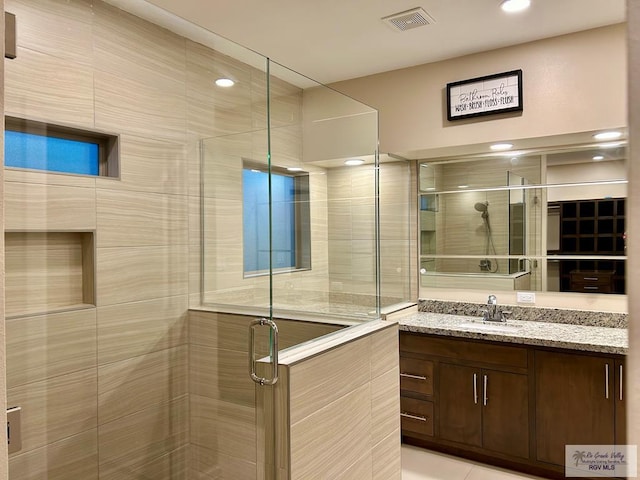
258 322 400 479
4 0 195 477
188 310 343 479
327 162 412 305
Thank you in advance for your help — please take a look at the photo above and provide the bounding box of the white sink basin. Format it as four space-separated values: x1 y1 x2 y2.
458 321 522 334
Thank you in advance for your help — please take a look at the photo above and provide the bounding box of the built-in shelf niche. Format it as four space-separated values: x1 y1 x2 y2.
5 231 95 318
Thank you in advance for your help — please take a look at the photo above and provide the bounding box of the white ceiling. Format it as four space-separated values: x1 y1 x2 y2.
139 0 626 84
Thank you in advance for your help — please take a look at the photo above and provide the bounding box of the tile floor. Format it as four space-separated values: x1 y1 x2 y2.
401 445 551 480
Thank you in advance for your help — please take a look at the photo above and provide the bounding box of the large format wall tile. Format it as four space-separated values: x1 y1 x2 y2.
9 429 98 480
5 182 96 231
371 367 400 445
100 446 189 480
98 345 188 425
190 345 254 408
6 309 97 388
96 245 188 306
98 396 189 473
186 40 254 139
372 429 402 480
97 295 187 365
190 444 256 480
5 46 94 125
96 135 188 196
93 1 186 95
371 325 399 375
190 394 256 463
7 368 97 452
95 71 187 144
288 331 370 424
97 189 188 247
289 383 371 480
6 0 93 63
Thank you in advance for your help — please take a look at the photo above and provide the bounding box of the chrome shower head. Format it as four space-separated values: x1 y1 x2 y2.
474 202 488 213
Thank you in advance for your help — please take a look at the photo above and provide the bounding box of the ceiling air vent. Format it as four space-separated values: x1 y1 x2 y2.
382 7 435 32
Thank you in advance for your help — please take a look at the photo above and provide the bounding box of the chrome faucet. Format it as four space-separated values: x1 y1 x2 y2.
483 294 506 322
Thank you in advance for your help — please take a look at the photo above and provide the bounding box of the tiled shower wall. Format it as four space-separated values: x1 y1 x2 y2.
1 0 259 477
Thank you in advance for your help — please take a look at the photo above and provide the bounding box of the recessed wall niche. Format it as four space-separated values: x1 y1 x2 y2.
5 231 95 317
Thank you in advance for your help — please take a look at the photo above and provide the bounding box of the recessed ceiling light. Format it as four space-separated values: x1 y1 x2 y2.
593 131 622 141
592 155 605 161
490 143 513 151
344 159 365 166
287 167 303 172
500 0 531 13
215 78 235 87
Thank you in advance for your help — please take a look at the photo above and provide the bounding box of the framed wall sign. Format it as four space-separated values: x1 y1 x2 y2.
446 69 523 121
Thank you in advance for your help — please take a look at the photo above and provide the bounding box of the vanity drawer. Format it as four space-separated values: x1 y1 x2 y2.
400 333 528 369
400 357 433 395
570 270 614 293
401 397 434 437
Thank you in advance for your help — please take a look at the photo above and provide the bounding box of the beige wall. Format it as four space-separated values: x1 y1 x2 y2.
333 23 629 312
331 24 627 155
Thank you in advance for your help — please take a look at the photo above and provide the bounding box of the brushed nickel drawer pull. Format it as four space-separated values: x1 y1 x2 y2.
400 373 428 381
620 364 623 401
401 412 428 422
473 373 478 404
584 277 599 281
483 374 488 406
605 363 610 399
583 286 599 290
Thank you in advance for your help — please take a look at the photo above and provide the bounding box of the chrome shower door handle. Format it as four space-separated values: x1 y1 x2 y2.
249 318 279 386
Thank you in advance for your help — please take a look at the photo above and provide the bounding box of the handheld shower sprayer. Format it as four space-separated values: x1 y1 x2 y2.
474 201 489 219
474 201 497 272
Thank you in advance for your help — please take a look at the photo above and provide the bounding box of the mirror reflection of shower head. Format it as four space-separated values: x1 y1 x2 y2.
474 201 489 218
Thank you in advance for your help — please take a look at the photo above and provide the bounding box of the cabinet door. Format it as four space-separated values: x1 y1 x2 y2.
615 359 626 445
482 370 529 459
439 363 482 447
535 351 615 466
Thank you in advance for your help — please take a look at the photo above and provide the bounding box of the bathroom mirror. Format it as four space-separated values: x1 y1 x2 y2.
418 133 627 295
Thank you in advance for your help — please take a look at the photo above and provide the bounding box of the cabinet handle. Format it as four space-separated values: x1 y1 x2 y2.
473 373 478 404
401 412 428 422
605 363 610 399
584 277 599 281
583 286 599 290
400 373 428 381
483 374 488 406
620 364 623 401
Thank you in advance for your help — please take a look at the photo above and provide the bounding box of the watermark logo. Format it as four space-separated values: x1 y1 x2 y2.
566 445 637 477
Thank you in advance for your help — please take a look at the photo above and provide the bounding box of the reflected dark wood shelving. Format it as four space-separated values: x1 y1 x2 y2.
549 198 625 294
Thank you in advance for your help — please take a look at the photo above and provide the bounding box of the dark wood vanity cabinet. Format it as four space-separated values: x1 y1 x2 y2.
439 363 529 458
400 331 627 478
535 350 626 466
400 333 529 458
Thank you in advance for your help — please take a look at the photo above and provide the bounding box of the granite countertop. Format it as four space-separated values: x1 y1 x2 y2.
399 312 628 355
